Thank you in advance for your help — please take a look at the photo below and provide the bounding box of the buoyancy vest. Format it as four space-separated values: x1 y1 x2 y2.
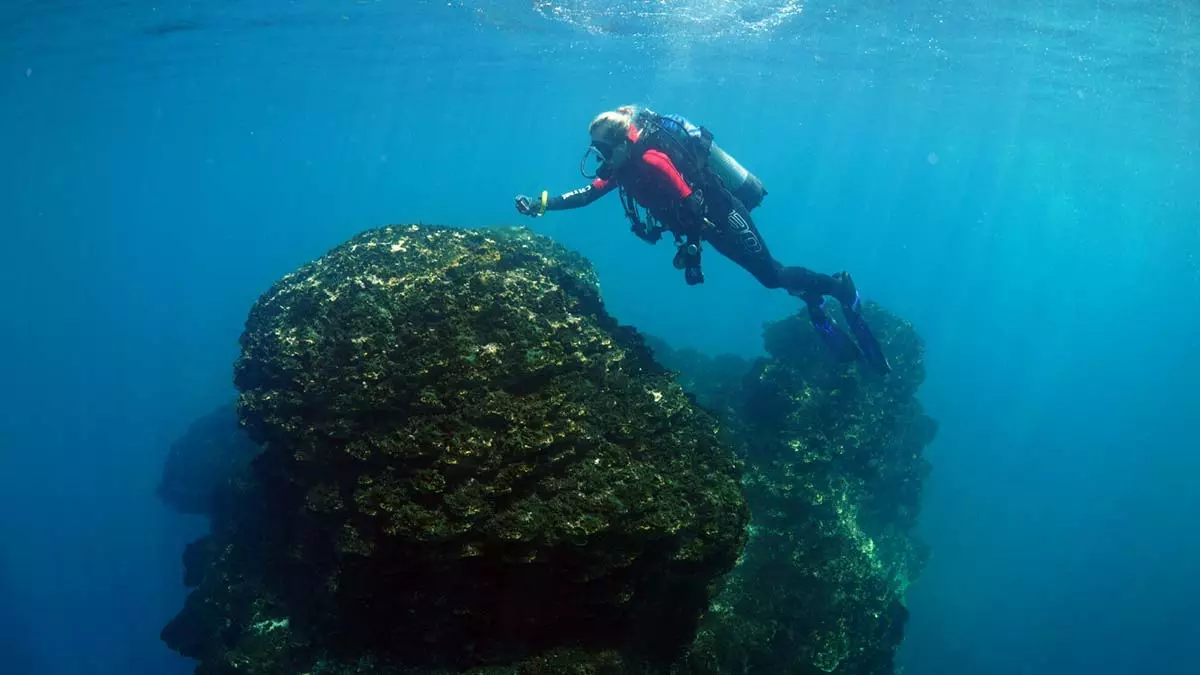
631 109 767 211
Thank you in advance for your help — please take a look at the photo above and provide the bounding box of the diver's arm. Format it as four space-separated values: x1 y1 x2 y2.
547 179 615 210
641 149 693 201
639 148 707 235
515 179 615 216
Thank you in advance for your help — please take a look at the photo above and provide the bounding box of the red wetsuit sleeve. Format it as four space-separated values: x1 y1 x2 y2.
640 149 693 199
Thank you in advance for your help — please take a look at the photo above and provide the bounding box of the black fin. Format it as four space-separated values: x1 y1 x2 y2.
841 301 892 375
807 300 863 363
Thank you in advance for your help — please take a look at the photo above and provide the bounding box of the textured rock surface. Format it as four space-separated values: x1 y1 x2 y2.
162 224 750 674
647 306 934 675
157 402 260 517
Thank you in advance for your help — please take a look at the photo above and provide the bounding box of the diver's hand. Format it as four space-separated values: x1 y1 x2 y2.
515 194 542 217
632 221 662 243
673 242 700 270
674 241 703 285
681 191 704 220
678 191 706 233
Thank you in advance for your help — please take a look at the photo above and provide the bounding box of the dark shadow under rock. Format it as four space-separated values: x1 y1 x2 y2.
158 402 260 518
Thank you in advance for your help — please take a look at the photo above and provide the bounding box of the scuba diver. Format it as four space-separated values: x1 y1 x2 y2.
513 105 890 374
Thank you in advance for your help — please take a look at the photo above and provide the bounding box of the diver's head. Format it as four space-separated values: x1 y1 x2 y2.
590 107 634 139
581 108 638 179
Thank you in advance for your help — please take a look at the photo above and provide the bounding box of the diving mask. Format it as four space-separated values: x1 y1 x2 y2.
580 139 618 180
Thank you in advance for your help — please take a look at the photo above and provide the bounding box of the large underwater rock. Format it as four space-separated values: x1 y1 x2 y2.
648 305 934 675
158 402 259 517
161 224 751 674
161 223 937 675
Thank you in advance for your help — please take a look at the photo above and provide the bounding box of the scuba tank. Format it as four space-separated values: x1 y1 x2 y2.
708 143 767 211
647 111 768 211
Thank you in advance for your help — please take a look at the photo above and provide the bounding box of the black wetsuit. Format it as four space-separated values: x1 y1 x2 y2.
698 187 841 298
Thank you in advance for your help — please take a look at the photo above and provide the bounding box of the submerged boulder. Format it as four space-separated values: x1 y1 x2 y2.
648 306 934 675
162 224 750 674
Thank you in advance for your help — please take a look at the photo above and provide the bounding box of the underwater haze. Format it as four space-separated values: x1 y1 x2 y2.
1 0 1198 673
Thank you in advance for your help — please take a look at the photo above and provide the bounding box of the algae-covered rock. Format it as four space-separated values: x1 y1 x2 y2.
162 224 750 674
158 402 260 517
649 306 934 675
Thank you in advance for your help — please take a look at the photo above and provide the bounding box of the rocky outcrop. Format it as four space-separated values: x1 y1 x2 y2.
161 223 936 675
648 306 934 675
161 225 751 674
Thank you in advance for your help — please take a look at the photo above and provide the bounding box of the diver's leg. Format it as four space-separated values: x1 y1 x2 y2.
699 201 783 287
702 201 840 298
704 203 888 373
702 204 863 362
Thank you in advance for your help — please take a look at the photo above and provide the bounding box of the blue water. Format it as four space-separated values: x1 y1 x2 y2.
1 1 1197 673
